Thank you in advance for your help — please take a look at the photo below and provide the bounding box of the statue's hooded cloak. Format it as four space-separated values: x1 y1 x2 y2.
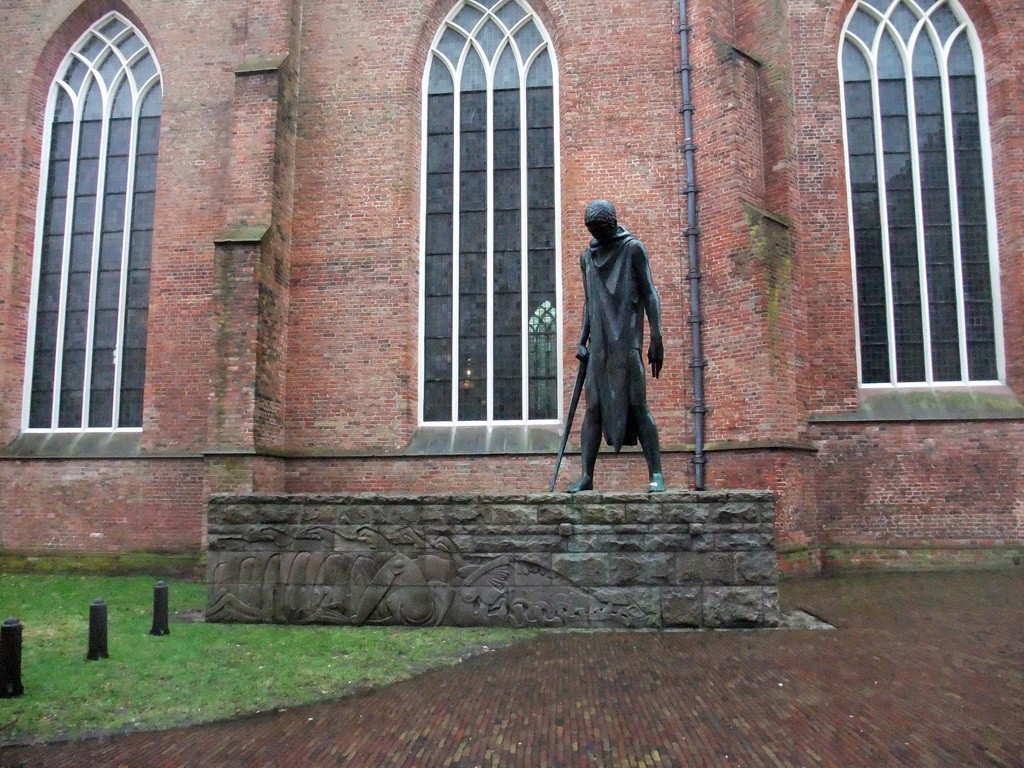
580 225 656 451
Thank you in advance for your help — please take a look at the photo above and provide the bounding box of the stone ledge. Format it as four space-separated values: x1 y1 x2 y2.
209 489 775 505
235 54 288 75
810 387 1024 422
214 224 271 245
1 431 143 458
404 425 563 455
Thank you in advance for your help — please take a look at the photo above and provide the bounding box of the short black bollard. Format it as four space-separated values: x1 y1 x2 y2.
1 617 25 698
86 599 109 661
150 580 170 636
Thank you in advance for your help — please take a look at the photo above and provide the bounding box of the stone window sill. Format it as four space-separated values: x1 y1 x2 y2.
404 425 563 455
1 431 144 458
809 386 1024 423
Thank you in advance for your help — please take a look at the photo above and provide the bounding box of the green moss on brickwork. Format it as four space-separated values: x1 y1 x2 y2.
777 547 824 578
207 454 257 490
823 545 1024 574
742 201 793 348
0 552 204 579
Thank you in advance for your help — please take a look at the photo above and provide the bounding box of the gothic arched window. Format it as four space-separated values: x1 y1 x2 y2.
840 0 1002 385
421 0 560 424
25 12 161 429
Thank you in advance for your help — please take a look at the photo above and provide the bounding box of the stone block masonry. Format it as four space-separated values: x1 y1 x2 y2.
206 489 779 629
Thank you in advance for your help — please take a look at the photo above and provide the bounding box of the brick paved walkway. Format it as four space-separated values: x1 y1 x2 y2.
3 570 1022 767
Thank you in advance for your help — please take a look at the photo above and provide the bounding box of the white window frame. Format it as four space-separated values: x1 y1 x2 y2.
418 0 563 426
839 0 1004 389
21 11 161 432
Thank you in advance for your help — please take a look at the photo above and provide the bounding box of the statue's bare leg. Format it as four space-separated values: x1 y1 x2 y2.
566 409 600 492
635 407 665 492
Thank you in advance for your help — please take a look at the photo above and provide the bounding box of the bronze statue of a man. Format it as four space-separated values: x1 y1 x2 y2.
567 200 666 493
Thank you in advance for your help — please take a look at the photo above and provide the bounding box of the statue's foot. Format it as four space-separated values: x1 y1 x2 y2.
566 475 594 493
648 473 666 493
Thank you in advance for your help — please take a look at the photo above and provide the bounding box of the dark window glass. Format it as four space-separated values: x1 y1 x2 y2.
493 168 520 210
105 154 130 193
64 303 89 347
428 93 455 133
38 273 63 311
493 88 519 130
527 209 556 252
427 172 454 213
459 210 487 252
423 84 455 421
28 388 54 429
52 124 74 160
48 159 71 197
460 131 488 171
844 41 890 383
427 134 454 173
94 270 120 310
460 172 487 212
58 347 86 427
45 197 68 236
108 117 132 150
35 312 60 352
528 249 556 295
493 251 522 420
119 342 147 425
126 268 149 310
425 214 453 258
123 308 148 349
493 207 521 249
460 93 487 132
137 114 160 150
914 47 960 381
89 337 115 428
950 65 996 380
129 229 152 268
133 152 159 193
102 193 127 231
528 300 557 419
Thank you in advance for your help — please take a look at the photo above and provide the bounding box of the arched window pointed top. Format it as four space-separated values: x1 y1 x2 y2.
24 12 161 430
840 0 1001 386
420 0 560 425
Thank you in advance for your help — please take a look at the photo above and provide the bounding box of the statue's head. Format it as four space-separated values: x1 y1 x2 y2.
584 199 617 242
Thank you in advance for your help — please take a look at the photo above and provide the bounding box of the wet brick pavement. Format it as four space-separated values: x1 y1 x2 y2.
3 570 1022 767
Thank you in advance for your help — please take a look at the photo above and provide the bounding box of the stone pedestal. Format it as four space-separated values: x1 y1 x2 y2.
206 490 779 629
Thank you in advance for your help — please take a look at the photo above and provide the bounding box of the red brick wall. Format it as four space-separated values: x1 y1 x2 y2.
282 0 692 451
685 0 809 446
283 451 693 496
1 459 205 553
0 0 1022 557
787 0 1024 413
782 0 1024 548
812 420 1024 544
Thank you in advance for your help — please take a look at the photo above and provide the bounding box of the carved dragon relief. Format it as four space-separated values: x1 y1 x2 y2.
207 525 651 628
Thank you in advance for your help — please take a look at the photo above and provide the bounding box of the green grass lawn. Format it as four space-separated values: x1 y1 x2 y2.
0 574 534 744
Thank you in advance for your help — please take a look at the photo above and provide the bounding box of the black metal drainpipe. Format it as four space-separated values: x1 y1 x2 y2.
677 0 708 490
